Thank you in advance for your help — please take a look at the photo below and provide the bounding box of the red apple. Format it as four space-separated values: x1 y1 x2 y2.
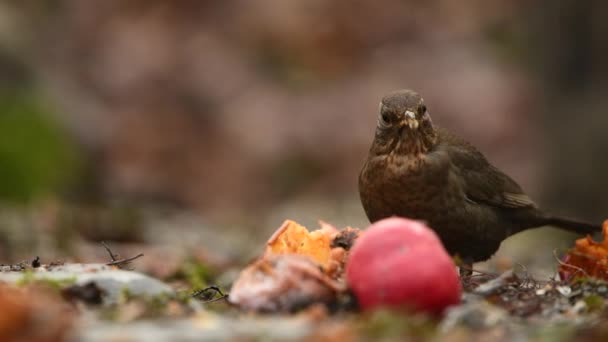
346 217 461 314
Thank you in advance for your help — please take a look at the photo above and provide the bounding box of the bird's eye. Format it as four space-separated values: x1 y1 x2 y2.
418 104 427 115
380 112 391 125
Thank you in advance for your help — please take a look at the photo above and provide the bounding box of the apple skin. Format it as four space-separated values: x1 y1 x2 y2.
346 217 461 314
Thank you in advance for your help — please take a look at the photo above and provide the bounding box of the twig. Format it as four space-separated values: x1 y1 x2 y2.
101 241 143 269
106 253 144 268
192 285 229 303
202 294 230 304
553 249 588 281
192 285 224 298
101 241 118 262
514 262 539 289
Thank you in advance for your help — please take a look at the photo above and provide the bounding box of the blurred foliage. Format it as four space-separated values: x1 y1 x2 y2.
60 205 144 243
0 91 81 203
269 152 327 199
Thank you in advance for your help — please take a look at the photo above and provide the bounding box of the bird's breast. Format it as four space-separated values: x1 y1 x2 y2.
359 153 457 222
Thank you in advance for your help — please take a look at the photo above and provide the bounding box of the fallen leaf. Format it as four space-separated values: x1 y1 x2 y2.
559 220 608 281
0 283 74 341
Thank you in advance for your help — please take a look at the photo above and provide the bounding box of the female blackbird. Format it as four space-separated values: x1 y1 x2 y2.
359 89 601 265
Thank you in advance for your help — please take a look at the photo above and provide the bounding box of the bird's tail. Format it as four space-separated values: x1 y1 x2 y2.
541 216 602 235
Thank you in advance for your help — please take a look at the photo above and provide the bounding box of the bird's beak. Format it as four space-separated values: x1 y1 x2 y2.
402 110 419 130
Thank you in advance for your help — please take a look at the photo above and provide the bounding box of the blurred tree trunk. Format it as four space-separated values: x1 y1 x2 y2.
528 0 608 222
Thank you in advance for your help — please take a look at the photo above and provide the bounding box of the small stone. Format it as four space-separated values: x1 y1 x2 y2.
473 270 514 296
557 286 572 297
571 300 587 314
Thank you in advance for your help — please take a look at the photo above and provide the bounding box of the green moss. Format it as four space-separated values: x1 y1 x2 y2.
119 287 193 306
168 258 216 291
118 286 134 304
528 324 578 342
175 290 193 304
102 288 193 321
357 309 438 341
584 295 605 313
15 270 35 285
16 271 77 289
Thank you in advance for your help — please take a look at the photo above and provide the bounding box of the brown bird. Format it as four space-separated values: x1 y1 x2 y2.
359 89 600 269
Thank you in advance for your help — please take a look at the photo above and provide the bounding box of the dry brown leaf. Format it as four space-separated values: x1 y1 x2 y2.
559 220 608 281
0 283 74 342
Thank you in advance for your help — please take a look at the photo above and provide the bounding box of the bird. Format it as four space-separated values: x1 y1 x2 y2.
358 89 601 271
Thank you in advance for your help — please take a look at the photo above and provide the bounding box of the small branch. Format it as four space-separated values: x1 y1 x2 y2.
106 253 144 268
553 249 588 281
101 241 118 262
202 294 229 304
101 241 143 269
192 285 229 303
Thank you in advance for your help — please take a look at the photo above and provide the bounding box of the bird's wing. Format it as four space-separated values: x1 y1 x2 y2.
438 129 537 210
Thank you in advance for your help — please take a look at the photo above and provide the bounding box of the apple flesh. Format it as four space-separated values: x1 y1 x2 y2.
346 217 461 314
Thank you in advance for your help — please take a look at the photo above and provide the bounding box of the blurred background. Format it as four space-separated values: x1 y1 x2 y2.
0 1 606 275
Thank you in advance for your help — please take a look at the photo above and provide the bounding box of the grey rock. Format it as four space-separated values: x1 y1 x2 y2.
0 263 174 304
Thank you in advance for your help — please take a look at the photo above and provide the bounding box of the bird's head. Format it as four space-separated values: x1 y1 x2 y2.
371 89 437 156
378 89 431 133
